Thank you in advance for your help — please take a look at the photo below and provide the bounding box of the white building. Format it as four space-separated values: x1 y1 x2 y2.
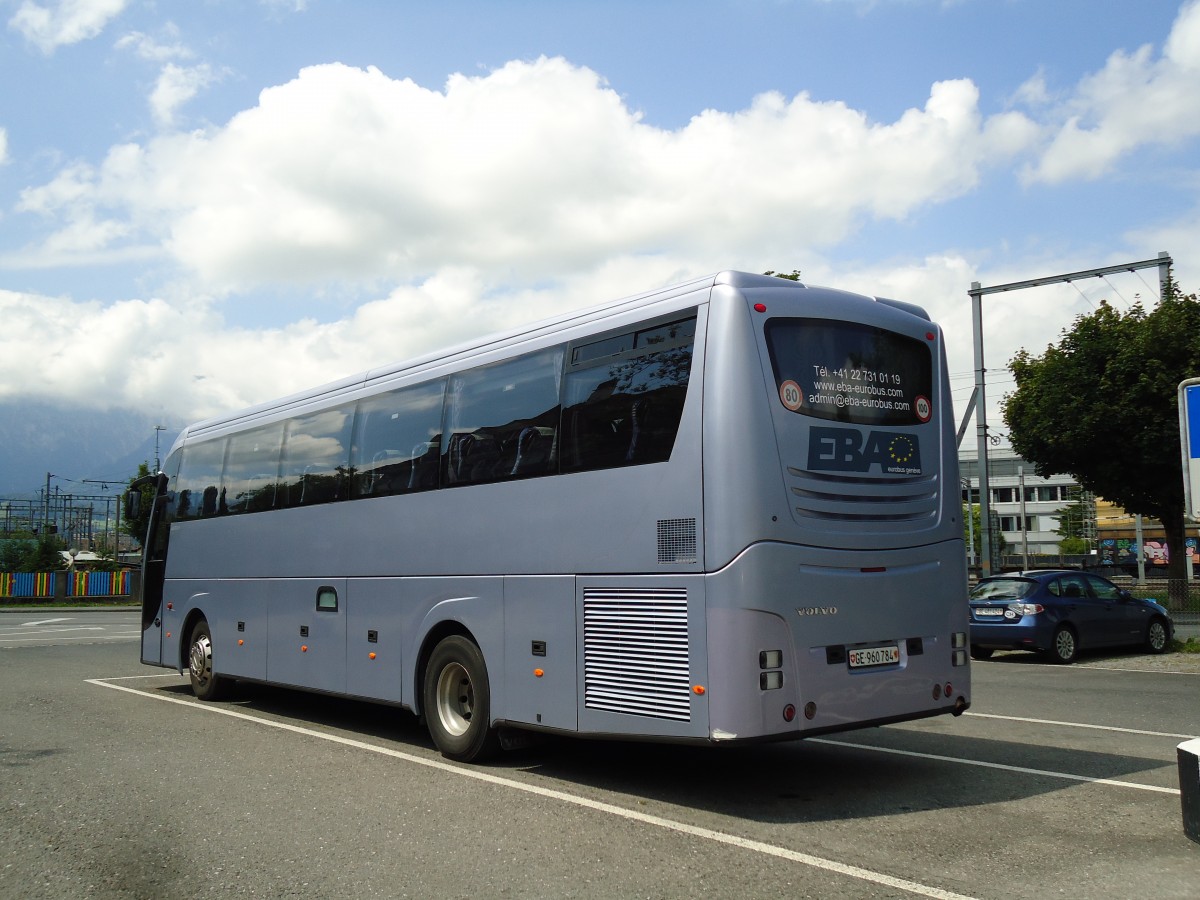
958 446 1091 561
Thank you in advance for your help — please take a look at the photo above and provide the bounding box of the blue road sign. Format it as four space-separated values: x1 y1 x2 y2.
1182 379 1200 522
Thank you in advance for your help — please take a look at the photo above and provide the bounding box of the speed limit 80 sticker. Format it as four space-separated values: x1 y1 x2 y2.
779 380 803 411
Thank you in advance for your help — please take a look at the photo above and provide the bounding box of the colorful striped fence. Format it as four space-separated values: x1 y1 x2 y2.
70 570 131 597
0 572 57 598
0 571 132 598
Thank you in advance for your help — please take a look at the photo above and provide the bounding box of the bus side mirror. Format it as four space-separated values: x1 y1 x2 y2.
125 491 141 520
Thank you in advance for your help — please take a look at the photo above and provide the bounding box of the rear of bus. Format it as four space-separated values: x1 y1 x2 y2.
701 273 969 741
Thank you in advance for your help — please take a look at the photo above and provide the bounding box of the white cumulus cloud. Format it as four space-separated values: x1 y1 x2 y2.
1025 0 1200 183
9 0 129 53
15 57 1035 293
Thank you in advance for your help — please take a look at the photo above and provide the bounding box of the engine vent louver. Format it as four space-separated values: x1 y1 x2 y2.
786 468 939 530
657 518 697 564
583 587 691 721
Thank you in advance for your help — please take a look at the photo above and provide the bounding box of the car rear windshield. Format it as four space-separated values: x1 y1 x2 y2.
970 578 1036 600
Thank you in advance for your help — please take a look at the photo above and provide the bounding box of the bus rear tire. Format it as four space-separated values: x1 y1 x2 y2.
188 620 231 701
423 635 500 763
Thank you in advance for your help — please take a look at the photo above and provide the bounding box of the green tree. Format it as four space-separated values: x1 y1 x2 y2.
764 269 802 281
33 535 68 570
1052 486 1092 554
0 539 33 571
1002 278 1200 589
1 535 67 571
963 502 1007 560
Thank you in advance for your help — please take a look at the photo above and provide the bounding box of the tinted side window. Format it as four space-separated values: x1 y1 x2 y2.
222 423 284 515
175 438 227 520
1057 574 1088 598
561 317 695 473
1085 575 1122 600
444 349 563 486
279 406 354 508
351 380 446 498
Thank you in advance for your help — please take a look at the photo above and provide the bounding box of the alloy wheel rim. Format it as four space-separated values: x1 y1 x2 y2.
1056 630 1074 659
435 662 473 737
1149 622 1166 651
189 635 213 686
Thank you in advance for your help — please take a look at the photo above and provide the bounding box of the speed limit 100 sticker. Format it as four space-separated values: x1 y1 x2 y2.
780 380 803 411
915 395 932 423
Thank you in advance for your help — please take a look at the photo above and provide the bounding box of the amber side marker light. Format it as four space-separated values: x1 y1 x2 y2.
534 668 544 678
692 685 706 696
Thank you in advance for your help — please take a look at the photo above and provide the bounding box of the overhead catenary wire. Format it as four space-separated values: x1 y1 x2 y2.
1098 275 1130 308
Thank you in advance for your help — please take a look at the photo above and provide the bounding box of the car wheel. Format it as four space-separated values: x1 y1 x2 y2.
1145 617 1169 654
1049 624 1078 664
969 646 993 661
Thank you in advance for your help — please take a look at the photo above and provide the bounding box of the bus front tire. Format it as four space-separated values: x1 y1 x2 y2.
188 620 231 701
423 635 500 763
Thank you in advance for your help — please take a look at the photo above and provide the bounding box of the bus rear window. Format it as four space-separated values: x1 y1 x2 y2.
764 318 932 427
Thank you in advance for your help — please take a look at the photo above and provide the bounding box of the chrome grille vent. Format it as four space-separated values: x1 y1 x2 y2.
583 587 691 721
787 468 939 530
656 518 697 564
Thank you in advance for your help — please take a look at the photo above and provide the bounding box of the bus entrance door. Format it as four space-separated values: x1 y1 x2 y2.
131 472 170 667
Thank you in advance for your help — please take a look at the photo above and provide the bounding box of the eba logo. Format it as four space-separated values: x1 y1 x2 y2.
807 426 922 475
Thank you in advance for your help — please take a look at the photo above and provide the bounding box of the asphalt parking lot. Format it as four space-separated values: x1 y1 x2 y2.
1 609 1197 899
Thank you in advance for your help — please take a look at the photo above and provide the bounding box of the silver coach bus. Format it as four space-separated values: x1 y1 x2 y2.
130 271 970 762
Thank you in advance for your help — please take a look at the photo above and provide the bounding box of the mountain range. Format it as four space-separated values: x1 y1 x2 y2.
0 400 184 500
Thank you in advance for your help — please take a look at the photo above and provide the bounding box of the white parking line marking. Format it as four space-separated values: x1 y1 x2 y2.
991 659 1200 676
810 738 1180 795
1073 664 1200 676
1 627 105 636
1 633 140 644
88 676 979 900
21 617 73 626
965 711 1198 741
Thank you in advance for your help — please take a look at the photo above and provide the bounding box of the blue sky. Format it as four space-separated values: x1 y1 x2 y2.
1 0 1198 436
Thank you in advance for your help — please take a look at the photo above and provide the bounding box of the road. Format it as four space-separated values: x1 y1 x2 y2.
0 609 141 648
1 610 1197 899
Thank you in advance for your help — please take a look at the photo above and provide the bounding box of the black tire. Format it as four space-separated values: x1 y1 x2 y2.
1048 624 1078 664
1145 617 1170 655
187 620 231 701
969 646 994 661
423 635 500 763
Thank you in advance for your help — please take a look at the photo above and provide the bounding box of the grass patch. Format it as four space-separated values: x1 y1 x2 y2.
1173 636 1200 654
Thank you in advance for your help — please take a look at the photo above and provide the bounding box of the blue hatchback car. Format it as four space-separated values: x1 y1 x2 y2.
969 570 1173 664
